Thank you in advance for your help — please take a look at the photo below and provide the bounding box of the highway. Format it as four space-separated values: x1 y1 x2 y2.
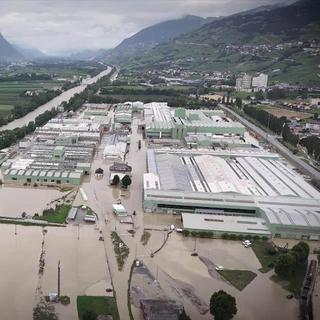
220 104 320 180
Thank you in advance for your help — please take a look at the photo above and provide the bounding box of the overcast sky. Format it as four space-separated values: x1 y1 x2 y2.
0 0 290 55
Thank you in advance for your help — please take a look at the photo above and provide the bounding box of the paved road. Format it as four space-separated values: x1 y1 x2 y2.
220 104 320 180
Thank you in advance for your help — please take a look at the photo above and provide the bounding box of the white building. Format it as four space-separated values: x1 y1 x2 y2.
235 74 252 91
252 73 268 92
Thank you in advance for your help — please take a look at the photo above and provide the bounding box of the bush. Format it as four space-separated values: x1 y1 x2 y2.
229 234 237 240
237 234 244 240
267 248 277 256
182 229 190 237
222 233 230 240
262 236 269 241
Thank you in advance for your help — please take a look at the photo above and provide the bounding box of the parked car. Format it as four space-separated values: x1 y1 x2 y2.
242 240 252 247
215 265 224 271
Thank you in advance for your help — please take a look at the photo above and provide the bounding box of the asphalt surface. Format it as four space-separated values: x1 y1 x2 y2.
220 104 320 180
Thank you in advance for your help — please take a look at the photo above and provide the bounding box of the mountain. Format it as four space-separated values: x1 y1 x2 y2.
104 15 215 63
14 45 47 60
69 48 109 61
121 0 320 85
0 33 25 63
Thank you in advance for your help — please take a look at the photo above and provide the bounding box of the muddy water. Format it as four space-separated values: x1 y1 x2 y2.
0 67 112 131
0 185 64 217
0 225 42 320
141 233 299 320
0 224 111 320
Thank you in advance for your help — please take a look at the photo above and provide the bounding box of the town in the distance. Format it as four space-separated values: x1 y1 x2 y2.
0 0 319 320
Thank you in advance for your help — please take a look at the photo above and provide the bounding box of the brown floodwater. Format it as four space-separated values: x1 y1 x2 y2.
140 233 299 320
0 224 111 320
0 185 64 217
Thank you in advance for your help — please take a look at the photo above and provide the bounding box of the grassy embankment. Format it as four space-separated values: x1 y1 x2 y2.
77 296 120 320
251 241 279 273
218 270 257 291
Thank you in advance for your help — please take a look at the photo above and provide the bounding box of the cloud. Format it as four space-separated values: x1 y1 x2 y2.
0 0 287 54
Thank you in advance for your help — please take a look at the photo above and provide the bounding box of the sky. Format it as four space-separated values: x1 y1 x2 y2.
0 0 291 55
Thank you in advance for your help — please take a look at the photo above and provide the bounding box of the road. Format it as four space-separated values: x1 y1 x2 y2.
220 104 320 180
73 115 148 320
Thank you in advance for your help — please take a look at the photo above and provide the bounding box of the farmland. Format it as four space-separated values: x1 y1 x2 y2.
263 107 311 120
0 80 63 117
0 61 106 120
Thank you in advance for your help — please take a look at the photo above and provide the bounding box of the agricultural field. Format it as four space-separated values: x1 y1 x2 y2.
263 107 311 120
0 80 63 117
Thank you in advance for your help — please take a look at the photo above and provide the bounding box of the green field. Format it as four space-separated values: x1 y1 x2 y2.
251 241 279 273
35 204 71 224
0 80 63 116
77 296 119 320
219 269 257 291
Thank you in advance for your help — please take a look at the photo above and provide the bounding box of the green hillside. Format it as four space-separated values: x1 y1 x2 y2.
120 0 320 85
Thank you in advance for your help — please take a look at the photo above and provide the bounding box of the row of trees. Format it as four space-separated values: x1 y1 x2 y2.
0 108 58 149
242 105 300 147
300 135 320 161
275 242 310 278
243 105 286 134
282 123 299 147
0 73 52 82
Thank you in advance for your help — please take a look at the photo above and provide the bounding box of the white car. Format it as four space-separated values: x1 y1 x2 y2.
242 240 252 247
215 265 224 271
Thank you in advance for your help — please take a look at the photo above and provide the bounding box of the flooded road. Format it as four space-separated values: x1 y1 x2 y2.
0 67 112 131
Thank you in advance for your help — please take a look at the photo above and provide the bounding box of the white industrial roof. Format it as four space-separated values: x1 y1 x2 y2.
182 213 271 235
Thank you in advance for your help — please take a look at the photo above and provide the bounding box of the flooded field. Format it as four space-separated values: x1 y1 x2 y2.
0 185 64 217
0 224 111 320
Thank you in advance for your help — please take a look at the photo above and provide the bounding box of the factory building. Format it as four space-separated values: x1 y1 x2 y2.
144 103 245 139
143 149 320 240
114 104 132 124
0 115 103 186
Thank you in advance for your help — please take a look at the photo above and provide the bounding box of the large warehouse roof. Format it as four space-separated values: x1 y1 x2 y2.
146 149 320 200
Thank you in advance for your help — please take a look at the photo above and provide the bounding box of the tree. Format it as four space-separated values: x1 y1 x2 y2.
255 90 264 101
210 290 237 320
111 174 120 185
292 242 310 263
235 97 242 109
313 112 318 120
121 175 132 188
275 253 296 278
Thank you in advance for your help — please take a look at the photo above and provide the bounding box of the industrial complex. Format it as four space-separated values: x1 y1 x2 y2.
1 100 320 241
143 148 320 240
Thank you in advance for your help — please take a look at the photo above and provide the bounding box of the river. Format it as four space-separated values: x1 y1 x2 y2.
0 66 112 131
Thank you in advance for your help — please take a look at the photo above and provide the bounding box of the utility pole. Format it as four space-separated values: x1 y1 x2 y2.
77 224 80 240
58 260 61 299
